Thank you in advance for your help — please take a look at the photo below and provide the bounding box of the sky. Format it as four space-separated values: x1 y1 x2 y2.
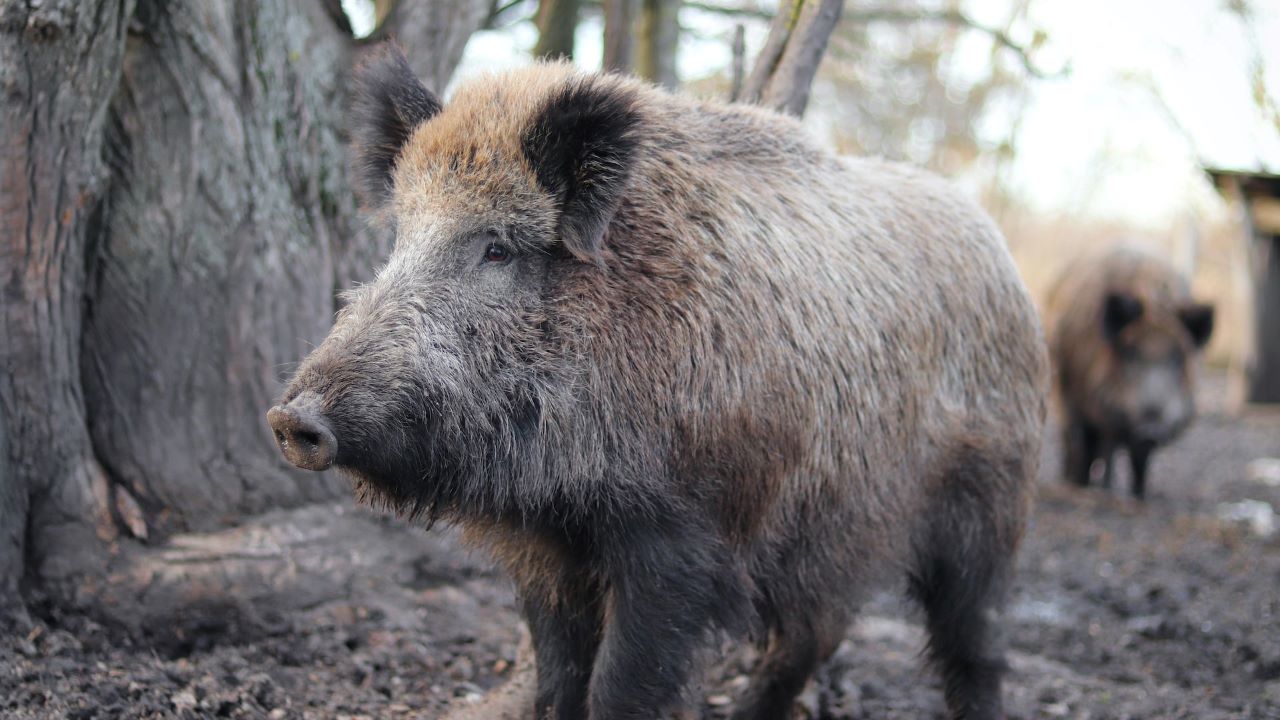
345 0 1280 229
998 0 1280 225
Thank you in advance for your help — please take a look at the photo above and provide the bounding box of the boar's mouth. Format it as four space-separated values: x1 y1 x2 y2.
270 395 480 517
268 368 548 520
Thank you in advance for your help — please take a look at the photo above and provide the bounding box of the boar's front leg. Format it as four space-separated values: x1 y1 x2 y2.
514 550 604 712
1128 441 1154 500
588 516 746 720
522 574 604 720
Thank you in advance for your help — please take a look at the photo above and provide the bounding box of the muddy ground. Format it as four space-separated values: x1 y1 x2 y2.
4 380 1280 719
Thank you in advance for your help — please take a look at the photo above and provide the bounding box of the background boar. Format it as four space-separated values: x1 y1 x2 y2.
267 44 1048 720
1047 247 1214 499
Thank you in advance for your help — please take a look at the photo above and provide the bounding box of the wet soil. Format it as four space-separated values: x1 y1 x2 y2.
4 385 1279 719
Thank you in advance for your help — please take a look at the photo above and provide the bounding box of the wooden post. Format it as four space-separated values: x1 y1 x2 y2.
1248 201 1280 402
1207 170 1280 405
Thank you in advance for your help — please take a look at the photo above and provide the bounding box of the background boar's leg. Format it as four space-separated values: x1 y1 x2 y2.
1063 414 1099 487
1097 435 1118 489
1128 442 1154 500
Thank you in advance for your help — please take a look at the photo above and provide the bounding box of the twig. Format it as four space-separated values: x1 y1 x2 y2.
730 23 745 101
842 7 1064 78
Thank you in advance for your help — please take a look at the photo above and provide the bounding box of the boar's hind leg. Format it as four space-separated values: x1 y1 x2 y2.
523 580 603 720
912 453 1020 720
728 613 847 720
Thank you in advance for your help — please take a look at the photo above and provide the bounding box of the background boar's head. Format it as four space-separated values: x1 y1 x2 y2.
1100 289 1214 445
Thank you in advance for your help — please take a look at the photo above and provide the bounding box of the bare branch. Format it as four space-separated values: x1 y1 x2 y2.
741 0 844 116
729 23 746 102
691 2 1064 81
738 0 799 106
845 7 1065 79
485 0 536 29
682 1 771 20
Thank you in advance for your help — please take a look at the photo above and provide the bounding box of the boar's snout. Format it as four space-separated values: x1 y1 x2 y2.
267 391 337 471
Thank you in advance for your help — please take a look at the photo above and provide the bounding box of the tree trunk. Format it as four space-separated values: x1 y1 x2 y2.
378 0 490 91
1 0 135 620
0 0 484 623
636 0 678 88
533 0 580 60
602 0 638 74
740 0 843 116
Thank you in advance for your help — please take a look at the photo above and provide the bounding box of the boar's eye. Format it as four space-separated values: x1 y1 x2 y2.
484 243 511 263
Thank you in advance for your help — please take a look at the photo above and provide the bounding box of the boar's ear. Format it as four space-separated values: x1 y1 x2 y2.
350 42 442 209
522 79 641 261
1103 292 1143 341
1178 302 1214 348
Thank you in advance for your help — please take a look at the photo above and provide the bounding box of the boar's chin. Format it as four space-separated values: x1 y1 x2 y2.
342 466 409 514
333 445 468 521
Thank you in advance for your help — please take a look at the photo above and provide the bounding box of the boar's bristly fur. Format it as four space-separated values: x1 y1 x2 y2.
1047 247 1214 499
349 42 443 209
270 43 1049 720
522 81 641 260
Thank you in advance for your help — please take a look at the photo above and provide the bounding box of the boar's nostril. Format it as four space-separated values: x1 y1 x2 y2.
266 402 337 472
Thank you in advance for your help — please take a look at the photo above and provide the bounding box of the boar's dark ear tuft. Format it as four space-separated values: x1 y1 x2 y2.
521 78 641 261
1178 302 1214 348
1103 292 1143 341
350 42 442 209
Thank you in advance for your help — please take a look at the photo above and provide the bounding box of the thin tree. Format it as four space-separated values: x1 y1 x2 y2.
603 0 639 72
533 0 581 59
739 0 845 116
636 0 680 88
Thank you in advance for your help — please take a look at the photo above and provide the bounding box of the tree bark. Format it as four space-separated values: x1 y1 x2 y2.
0 0 136 619
739 0 843 116
602 0 638 74
377 0 491 91
0 0 482 622
80 0 363 548
533 0 580 60
636 0 678 88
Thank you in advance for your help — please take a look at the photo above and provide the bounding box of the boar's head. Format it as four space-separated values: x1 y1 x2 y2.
1100 290 1214 445
267 44 642 521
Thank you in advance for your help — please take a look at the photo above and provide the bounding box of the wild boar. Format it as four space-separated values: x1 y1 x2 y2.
267 44 1048 720
1047 247 1214 499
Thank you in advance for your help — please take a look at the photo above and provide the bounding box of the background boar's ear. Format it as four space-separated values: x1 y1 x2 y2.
1178 303 1215 348
522 80 641 261
350 42 442 209
1103 292 1144 341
